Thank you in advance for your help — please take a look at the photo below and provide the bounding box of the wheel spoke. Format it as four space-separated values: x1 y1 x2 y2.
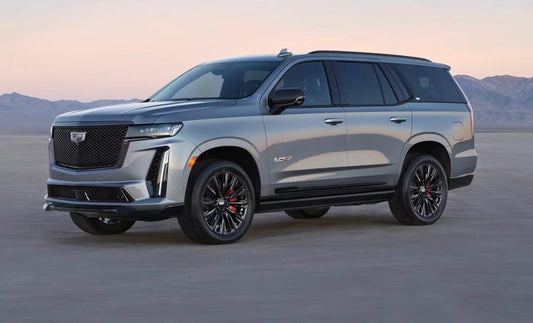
226 207 244 222
201 198 217 206
428 167 438 183
229 186 246 199
223 172 230 192
226 175 238 195
227 200 248 206
225 211 239 230
415 170 423 185
218 212 225 234
213 174 222 194
429 180 443 190
205 182 218 197
427 196 438 213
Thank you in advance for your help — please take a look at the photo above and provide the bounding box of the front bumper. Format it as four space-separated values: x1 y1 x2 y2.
45 131 197 220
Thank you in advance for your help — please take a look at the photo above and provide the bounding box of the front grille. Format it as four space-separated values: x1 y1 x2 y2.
53 126 128 169
47 185 133 202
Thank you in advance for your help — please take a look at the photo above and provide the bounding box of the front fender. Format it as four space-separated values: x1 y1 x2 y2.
181 136 270 198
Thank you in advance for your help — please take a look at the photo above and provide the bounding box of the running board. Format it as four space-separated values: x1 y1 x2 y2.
257 190 395 213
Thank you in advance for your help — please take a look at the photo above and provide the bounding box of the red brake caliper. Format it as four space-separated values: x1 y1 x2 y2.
427 183 432 198
227 189 237 212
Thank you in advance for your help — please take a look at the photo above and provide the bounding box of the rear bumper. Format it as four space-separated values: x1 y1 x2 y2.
43 197 184 221
449 174 474 190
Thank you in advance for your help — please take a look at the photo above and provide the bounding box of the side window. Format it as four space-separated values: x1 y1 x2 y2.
391 64 465 103
274 62 331 106
333 62 384 105
375 65 398 105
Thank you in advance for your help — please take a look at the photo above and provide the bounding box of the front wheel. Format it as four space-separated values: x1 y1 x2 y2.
178 160 255 244
389 154 448 225
70 212 135 235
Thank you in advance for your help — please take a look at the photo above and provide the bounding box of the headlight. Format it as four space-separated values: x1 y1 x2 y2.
126 123 183 139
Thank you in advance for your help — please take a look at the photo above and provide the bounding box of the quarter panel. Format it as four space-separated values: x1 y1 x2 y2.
410 102 477 179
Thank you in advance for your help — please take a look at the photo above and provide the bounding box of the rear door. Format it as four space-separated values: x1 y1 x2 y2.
262 61 349 194
332 61 412 187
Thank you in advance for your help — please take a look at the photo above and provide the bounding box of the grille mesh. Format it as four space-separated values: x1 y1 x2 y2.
53 126 128 169
47 185 132 202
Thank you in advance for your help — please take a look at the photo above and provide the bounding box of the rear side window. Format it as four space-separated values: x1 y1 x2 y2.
333 62 384 105
391 64 465 103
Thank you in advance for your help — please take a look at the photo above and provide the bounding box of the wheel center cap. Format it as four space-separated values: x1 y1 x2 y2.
420 186 426 193
217 198 225 206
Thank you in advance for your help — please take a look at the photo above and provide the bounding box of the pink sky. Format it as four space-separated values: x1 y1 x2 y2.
1 0 531 101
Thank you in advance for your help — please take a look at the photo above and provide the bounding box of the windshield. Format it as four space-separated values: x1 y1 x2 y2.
150 61 280 101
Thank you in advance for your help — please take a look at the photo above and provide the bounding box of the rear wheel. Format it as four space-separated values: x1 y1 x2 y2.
285 207 329 219
70 212 135 235
389 154 448 225
178 160 255 244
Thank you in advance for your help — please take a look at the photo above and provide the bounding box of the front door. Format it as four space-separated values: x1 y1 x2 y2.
262 61 349 194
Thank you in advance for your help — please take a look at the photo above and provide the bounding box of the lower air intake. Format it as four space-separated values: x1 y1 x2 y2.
47 185 133 203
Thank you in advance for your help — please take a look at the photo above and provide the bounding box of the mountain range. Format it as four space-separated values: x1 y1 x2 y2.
0 75 531 134
0 94 139 134
454 75 533 129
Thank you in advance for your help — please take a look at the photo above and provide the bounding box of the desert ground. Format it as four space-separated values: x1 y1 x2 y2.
1 133 532 322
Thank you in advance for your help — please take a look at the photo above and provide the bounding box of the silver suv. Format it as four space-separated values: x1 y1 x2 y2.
44 49 477 244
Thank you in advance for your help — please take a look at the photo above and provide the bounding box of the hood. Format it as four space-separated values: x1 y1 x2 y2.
53 100 237 125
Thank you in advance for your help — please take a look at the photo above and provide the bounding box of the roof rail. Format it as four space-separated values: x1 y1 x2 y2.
308 50 431 62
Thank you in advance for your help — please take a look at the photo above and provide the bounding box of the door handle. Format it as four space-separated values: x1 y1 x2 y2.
390 117 407 124
324 118 344 126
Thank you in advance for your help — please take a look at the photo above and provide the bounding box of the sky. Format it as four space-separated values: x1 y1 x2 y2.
1 0 532 101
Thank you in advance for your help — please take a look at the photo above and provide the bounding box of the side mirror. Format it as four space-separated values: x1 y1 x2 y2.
268 88 305 115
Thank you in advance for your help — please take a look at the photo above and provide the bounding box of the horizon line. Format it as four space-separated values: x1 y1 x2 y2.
2 73 532 103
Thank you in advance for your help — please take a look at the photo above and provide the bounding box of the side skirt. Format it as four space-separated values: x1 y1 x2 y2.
256 190 395 213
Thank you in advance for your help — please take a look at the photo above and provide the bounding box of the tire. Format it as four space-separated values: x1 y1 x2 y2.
285 207 329 219
389 154 448 225
178 160 256 244
70 212 135 235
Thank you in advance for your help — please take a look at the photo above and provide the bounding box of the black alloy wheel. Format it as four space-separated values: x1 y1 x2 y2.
178 160 255 244
408 163 444 218
200 169 250 235
389 154 448 225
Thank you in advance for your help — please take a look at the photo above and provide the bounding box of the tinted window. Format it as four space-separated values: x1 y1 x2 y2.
391 64 465 103
151 61 279 101
274 62 331 106
375 65 398 105
333 62 384 105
